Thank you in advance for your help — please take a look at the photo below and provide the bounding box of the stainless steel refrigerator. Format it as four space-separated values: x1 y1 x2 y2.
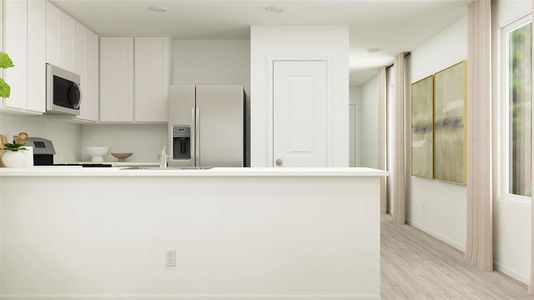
168 85 245 167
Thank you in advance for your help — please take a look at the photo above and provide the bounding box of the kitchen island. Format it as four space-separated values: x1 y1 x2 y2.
0 167 385 300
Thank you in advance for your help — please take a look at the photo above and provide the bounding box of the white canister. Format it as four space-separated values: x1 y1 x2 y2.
2 150 27 168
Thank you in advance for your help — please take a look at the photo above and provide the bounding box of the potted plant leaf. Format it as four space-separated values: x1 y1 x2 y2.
0 51 14 98
2 142 27 168
2 133 29 168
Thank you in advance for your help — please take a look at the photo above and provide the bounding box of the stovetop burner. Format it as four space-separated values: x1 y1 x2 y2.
51 164 113 168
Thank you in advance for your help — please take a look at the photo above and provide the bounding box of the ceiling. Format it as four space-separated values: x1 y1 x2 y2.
53 0 468 86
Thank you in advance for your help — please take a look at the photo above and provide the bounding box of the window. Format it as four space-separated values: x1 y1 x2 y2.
503 16 532 199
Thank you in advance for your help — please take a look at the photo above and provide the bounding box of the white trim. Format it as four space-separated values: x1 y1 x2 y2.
406 218 466 252
494 262 530 285
0 295 379 300
500 15 532 205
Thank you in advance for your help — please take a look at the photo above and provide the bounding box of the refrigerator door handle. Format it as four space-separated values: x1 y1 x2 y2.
195 107 200 167
190 107 197 167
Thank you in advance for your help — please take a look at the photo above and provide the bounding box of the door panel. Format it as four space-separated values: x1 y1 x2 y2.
273 61 327 167
196 85 244 167
86 30 100 121
3 0 27 109
27 0 46 113
134 37 169 122
60 13 76 72
99 37 134 122
75 23 88 119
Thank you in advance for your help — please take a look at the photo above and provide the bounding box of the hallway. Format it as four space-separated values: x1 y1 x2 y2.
381 216 531 299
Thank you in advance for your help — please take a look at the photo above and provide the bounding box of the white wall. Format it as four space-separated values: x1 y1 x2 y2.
358 75 379 168
173 39 250 92
408 15 468 251
492 0 532 284
82 124 167 162
0 113 82 163
250 26 349 167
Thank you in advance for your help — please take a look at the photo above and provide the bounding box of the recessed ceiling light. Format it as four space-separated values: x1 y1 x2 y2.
265 6 283 13
148 6 167 13
367 48 381 53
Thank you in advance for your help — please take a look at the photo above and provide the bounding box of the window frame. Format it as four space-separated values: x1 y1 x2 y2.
501 14 532 205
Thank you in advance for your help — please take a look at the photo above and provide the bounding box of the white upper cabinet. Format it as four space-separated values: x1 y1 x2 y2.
1 0 96 116
2 0 46 113
100 36 169 123
46 2 76 72
27 0 46 113
74 22 88 120
100 37 134 122
2 0 28 110
134 37 169 122
46 2 62 67
60 13 76 72
85 30 100 121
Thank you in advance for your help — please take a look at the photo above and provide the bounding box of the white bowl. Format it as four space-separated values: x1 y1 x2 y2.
86 146 110 163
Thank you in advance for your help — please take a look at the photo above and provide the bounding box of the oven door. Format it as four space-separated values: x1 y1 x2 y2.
46 64 81 115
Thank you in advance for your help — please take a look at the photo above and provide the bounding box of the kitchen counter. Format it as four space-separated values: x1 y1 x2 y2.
0 166 387 177
0 167 385 299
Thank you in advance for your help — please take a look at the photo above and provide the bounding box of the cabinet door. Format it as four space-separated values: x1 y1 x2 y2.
134 37 169 122
273 61 327 167
46 2 61 67
75 22 88 119
100 37 134 122
60 12 76 72
27 0 46 113
3 0 28 110
86 30 100 121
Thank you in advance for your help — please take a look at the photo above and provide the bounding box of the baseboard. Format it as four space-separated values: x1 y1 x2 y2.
494 262 530 285
406 219 531 285
406 218 466 252
0 295 380 300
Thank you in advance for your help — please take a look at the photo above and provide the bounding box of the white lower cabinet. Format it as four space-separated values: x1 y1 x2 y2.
100 36 170 123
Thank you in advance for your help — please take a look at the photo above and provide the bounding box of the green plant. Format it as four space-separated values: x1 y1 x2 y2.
3 142 26 152
0 52 15 98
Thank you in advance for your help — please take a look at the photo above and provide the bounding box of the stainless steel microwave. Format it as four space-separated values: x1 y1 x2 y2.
46 64 81 115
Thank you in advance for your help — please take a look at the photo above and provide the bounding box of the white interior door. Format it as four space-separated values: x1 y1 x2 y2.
273 61 327 167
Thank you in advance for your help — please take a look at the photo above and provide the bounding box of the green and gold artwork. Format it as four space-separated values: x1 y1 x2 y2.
433 61 467 184
411 76 434 179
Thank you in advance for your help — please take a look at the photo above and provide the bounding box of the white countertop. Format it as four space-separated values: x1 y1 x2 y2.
0 167 388 177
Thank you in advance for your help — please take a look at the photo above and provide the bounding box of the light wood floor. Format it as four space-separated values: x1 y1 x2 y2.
381 215 533 299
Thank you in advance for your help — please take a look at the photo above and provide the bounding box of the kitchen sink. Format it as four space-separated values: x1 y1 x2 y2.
120 166 213 170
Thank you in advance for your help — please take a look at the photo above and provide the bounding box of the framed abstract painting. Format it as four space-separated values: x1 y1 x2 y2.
411 76 434 179
433 61 467 184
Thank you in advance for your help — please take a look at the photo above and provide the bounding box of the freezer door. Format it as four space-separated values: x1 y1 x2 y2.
168 85 196 167
196 85 244 167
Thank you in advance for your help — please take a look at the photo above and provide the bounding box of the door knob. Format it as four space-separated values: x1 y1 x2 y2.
275 159 283 166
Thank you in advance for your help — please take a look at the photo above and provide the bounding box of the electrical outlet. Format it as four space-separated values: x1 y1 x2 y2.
166 249 176 267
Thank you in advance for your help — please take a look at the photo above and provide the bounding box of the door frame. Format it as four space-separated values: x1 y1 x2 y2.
266 57 335 167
